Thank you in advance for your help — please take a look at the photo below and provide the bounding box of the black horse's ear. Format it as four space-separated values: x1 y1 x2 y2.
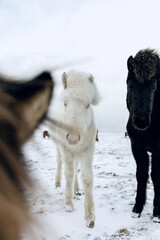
127 56 134 71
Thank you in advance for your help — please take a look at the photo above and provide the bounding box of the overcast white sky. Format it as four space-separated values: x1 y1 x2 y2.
0 0 160 132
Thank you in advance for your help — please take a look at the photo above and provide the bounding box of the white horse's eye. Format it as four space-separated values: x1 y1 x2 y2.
64 101 67 107
86 104 90 108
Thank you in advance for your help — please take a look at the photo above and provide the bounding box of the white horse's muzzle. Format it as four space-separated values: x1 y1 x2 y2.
66 133 80 145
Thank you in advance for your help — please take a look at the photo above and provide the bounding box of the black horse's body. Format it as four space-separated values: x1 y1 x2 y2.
126 49 160 222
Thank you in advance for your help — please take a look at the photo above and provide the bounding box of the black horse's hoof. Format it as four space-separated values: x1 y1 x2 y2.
153 216 160 223
131 211 141 218
132 207 141 218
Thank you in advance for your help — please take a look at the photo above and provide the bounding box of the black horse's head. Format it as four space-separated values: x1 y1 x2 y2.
127 49 160 130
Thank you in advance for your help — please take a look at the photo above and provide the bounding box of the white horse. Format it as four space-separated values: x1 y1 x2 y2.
51 70 100 228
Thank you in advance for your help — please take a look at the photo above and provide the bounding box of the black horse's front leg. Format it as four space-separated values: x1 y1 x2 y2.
151 150 160 222
131 144 149 217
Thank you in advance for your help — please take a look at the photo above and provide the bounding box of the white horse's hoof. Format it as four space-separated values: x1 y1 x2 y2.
131 212 141 218
55 183 61 188
86 220 95 228
153 216 160 223
55 180 61 188
65 205 74 212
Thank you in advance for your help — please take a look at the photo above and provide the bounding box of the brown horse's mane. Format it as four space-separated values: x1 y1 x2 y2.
0 71 54 240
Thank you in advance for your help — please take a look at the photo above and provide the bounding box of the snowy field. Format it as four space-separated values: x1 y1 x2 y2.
1 1 160 239
23 129 160 240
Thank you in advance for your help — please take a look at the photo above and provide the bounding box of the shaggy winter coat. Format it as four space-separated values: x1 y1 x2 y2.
126 48 160 222
50 70 100 228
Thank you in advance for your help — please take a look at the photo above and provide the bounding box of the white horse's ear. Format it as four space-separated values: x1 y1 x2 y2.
62 72 67 89
89 74 94 83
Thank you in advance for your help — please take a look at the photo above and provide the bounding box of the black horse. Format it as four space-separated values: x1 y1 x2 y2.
126 48 160 223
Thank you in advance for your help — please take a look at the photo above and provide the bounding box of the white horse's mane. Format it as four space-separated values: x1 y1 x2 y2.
62 70 101 106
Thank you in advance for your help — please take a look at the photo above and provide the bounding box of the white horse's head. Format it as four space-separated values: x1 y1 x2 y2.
61 70 101 146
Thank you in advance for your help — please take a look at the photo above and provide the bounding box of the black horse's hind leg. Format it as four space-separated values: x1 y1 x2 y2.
131 144 149 216
151 151 160 221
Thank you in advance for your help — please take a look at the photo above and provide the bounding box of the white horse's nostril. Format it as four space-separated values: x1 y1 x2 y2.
66 133 80 145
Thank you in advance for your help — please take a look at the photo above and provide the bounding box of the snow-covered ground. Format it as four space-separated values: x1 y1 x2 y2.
1 1 160 239
23 129 160 240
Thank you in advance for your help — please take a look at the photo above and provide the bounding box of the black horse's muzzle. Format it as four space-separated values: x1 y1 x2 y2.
132 116 150 131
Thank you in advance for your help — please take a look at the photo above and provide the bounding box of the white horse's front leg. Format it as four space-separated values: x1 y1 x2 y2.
64 152 75 212
80 151 95 228
74 160 80 195
55 149 62 188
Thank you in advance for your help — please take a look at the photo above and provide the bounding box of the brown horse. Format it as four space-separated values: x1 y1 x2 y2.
0 71 54 240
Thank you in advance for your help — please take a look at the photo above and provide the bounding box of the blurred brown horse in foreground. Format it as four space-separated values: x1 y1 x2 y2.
0 71 54 240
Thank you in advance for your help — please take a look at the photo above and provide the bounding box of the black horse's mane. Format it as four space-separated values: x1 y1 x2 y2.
128 48 160 84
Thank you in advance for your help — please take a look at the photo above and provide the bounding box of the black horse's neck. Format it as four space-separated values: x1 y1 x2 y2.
151 90 160 124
